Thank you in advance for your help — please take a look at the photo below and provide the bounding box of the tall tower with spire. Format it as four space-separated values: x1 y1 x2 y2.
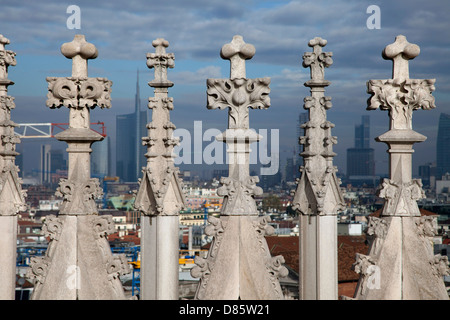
116 70 147 182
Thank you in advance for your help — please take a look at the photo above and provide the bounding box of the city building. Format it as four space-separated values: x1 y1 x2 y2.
436 113 450 180
91 135 110 177
346 115 376 186
39 144 51 184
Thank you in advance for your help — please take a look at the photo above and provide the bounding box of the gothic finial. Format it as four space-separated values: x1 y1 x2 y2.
0 35 16 79
367 35 435 130
147 38 174 87
61 34 98 78
303 37 332 84
382 35 420 80
220 35 255 79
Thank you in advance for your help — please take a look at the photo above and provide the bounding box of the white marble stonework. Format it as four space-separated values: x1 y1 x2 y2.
190 35 288 300
26 35 130 300
350 35 449 300
0 34 27 300
134 38 186 300
292 37 345 300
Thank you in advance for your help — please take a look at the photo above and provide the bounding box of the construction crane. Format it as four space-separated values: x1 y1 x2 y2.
14 121 106 139
15 121 110 207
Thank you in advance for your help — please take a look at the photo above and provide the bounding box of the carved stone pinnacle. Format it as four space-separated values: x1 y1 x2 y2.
221 35 255 80
303 37 332 85
147 38 174 88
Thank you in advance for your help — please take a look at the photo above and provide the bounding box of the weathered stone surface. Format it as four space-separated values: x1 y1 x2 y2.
26 35 129 300
134 38 185 300
0 34 26 300
190 35 287 300
350 35 449 300
292 37 344 300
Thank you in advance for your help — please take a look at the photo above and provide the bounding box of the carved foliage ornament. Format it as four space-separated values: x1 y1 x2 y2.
366 216 389 239
55 178 103 214
190 216 222 298
207 78 270 129
0 49 16 68
56 178 103 202
302 37 332 83
377 178 424 216
148 96 174 110
0 95 15 110
415 216 437 238
430 255 450 278
46 76 112 109
1 134 20 151
367 79 435 130
217 176 263 215
92 215 115 239
42 215 64 241
27 256 50 285
135 166 184 216
146 52 174 69
106 254 131 281
266 255 289 282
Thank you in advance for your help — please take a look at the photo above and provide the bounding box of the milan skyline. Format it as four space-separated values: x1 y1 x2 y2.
1 1 449 179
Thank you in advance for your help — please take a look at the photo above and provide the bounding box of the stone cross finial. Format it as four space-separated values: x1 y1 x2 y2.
367 35 435 131
350 36 449 301
382 35 420 80
27 35 129 300
191 36 287 300
207 36 269 130
135 37 185 217
294 36 343 216
147 38 174 87
61 34 98 78
303 37 333 84
220 35 255 80
0 34 16 80
46 35 111 129
134 38 185 300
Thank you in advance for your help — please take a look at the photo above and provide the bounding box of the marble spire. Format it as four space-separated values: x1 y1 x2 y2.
27 35 130 300
134 38 185 299
350 35 449 300
190 35 288 300
292 37 345 300
0 34 27 300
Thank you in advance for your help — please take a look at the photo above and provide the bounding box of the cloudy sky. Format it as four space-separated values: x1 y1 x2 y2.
1 0 449 178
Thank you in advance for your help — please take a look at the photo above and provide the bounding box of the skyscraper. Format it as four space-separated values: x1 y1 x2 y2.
116 70 147 182
354 114 370 149
436 113 450 179
40 144 51 184
91 135 110 177
346 115 376 184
